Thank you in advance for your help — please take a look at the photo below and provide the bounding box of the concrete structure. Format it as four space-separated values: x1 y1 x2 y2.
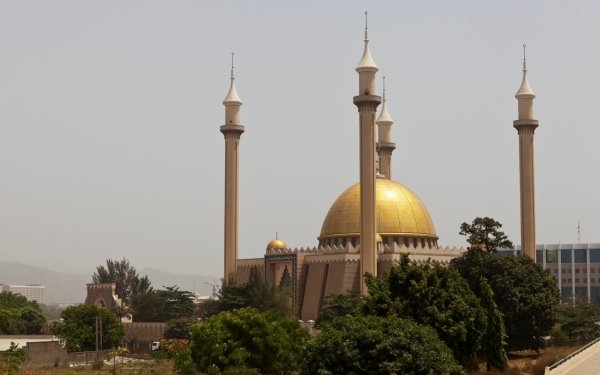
545 337 600 375
85 283 131 323
514 45 539 260
1 284 45 304
376 77 395 180
221 53 245 280
353 12 382 293
502 243 600 304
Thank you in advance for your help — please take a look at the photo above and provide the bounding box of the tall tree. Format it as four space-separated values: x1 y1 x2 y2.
451 248 559 351
92 258 153 303
153 286 195 322
364 255 488 370
301 315 465 375
480 278 508 371
555 302 600 342
459 217 514 252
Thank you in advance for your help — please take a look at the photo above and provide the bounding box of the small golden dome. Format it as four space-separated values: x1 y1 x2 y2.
319 179 436 242
266 239 287 251
376 234 383 243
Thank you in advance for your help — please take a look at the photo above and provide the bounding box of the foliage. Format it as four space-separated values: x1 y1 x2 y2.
153 286 196 322
0 342 30 375
164 317 196 340
363 254 488 370
173 349 197 375
300 315 465 375
0 292 39 310
92 258 154 321
480 277 508 371
0 292 46 335
50 304 124 352
316 290 365 327
0 307 46 335
190 307 308 375
451 248 560 351
459 217 514 252
206 267 292 318
554 302 600 342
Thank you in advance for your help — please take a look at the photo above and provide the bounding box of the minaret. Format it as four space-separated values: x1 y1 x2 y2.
221 53 245 280
513 44 539 260
376 76 396 179
353 11 382 294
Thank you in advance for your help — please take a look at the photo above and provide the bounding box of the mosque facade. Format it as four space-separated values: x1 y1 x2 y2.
218 18 539 320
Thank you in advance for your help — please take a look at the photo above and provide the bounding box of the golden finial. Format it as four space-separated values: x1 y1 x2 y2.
522 43 527 71
231 51 235 79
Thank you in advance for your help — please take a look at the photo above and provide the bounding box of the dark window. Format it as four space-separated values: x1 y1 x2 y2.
575 249 587 263
546 249 558 263
590 249 600 263
592 286 600 304
561 249 572 263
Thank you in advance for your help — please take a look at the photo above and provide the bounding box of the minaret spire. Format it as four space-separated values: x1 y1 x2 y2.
221 53 245 281
353 11 381 294
376 76 396 179
513 44 539 260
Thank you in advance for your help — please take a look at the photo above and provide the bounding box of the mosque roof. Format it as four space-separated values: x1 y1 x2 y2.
319 179 437 240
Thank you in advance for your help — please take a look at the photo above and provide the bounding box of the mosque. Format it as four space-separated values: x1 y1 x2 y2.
217 16 539 321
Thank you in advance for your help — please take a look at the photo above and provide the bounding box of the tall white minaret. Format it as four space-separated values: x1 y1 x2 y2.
513 44 539 260
221 53 245 280
376 76 395 179
353 11 381 294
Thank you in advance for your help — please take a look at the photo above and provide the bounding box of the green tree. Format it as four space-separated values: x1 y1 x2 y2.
190 307 308 375
0 342 29 375
0 291 39 310
164 317 196 340
480 278 508 371
364 255 487 370
300 315 465 375
153 286 196 322
51 304 124 352
92 258 155 320
209 267 291 317
459 217 514 252
451 248 560 351
316 290 365 327
18 307 46 334
555 302 600 342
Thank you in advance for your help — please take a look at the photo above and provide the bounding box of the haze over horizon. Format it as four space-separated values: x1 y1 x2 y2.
1 1 599 275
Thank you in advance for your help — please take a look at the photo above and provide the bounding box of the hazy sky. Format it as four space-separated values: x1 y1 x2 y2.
1 1 599 277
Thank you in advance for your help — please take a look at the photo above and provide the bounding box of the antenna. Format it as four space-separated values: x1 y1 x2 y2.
364 10 369 41
382 76 386 100
522 43 527 71
276 231 278 240
230 51 235 79
577 222 581 243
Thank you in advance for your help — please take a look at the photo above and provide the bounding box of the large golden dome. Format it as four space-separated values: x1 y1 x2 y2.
318 179 437 248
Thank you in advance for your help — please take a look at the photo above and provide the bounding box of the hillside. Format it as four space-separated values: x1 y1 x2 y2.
0 262 219 305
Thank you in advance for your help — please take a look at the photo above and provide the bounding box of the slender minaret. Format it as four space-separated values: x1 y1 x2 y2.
513 44 539 260
221 53 245 280
376 76 396 179
353 11 382 294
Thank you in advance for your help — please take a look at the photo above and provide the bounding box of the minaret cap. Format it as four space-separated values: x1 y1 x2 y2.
223 52 242 104
376 76 394 124
356 11 378 71
515 44 536 99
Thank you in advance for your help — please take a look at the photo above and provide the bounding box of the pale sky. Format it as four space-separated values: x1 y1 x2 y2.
1 1 599 277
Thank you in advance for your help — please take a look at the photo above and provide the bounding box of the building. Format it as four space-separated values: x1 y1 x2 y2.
501 244 600 304
1 284 45 304
220 17 538 320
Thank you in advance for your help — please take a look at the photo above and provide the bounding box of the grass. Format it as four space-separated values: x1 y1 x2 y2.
17 359 176 375
471 345 580 375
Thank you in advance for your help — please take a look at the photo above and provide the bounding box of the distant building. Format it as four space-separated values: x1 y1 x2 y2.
500 243 600 304
0 284 45 304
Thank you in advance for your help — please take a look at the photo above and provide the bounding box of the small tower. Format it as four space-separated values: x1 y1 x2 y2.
376 76 396 179
221 53 245 280
513 44 539 260
353 11 382 294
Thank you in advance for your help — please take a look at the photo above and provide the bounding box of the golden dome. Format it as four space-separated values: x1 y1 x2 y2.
319 179 436 242
266 239 287 251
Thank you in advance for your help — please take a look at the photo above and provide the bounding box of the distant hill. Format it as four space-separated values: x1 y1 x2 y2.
0 262 219 305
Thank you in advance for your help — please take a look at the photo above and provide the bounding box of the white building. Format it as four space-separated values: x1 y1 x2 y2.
0 284 45 304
